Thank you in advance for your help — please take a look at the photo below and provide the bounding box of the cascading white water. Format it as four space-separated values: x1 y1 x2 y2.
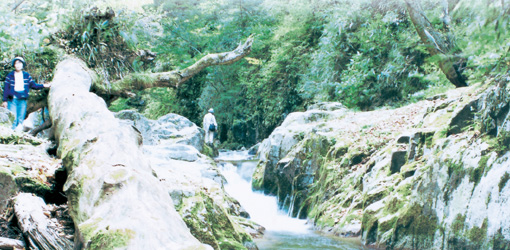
216 150 366 250
217 151 310 233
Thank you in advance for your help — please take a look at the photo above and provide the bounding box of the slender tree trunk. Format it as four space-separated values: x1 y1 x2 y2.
405 0 467 88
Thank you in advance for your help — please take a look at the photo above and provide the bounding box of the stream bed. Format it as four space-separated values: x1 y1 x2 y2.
216 150 368 250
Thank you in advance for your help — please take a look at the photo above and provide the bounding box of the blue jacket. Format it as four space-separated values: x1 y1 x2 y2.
3 71 44 101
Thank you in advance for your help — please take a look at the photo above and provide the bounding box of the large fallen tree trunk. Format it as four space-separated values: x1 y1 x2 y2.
93 36 254 98
47 57 211 249
13 193 72 250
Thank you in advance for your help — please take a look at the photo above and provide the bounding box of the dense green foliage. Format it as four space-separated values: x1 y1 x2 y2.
1 0 508 147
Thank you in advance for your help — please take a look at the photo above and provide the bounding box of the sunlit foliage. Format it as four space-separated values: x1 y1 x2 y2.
1 0 508 147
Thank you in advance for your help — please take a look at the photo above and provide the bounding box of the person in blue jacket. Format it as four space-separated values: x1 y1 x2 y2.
2 57 51 130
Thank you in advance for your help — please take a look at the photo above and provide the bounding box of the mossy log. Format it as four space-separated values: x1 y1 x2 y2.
93 36 254 98
47 57 211 249
13 193 72 250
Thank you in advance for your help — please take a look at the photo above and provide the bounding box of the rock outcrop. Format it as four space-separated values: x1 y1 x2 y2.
117 110 260 249
254 82 510 249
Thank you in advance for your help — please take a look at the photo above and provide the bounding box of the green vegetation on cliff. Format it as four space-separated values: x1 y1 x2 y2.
2 0 508 147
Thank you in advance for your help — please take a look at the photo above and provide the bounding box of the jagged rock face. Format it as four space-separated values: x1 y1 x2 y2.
115 110 204 152
117 110 259 249
252 103 347 213
254 85 510 249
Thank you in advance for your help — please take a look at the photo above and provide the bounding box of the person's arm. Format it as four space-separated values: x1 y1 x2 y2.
3 73 13 105
212 115 217 127
27 73 45 89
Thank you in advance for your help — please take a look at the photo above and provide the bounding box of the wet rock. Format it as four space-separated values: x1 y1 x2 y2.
390 150 407 174
447 99 479 136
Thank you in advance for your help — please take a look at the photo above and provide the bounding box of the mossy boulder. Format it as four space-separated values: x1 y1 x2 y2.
178 192 255 250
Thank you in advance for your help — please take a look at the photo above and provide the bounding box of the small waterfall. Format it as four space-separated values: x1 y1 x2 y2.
216 150 366 250
217 151 311 233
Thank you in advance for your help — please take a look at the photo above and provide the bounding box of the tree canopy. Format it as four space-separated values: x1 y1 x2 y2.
1 0 508 148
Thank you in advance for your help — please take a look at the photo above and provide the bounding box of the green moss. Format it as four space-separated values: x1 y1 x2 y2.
424 132 435 148
499 172 510 192
15 177 51 198
0 164 26 175
179 193 250 250
0 133 43 146
379 216 398 234
328 145 349 160
391 204 439 249
362 210 379 245
201 144 214 157
468 155 488 185
468 218 488 246
108 98 132 112
430 127 449 148
492 228 510 250
89 229 135 250
494 131 510 156
446 159 466 194
251 163 265 190
451 214 466 236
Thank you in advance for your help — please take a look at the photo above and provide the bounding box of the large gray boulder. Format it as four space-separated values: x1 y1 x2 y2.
252 103 347 214
115 110 204 152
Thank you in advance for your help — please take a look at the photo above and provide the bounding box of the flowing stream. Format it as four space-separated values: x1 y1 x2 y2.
216 150 368 250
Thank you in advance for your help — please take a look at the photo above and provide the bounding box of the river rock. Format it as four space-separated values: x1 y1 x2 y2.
254 82 510 249
254 103 347 196
116 111 204 152
117 109 259 249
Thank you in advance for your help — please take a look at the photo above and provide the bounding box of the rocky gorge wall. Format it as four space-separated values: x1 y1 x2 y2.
253 80 510 249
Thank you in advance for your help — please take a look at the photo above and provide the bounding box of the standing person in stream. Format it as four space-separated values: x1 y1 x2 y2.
203 108 217 145
2 57 51 130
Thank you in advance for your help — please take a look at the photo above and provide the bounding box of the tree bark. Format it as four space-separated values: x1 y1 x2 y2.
29 119 52 137
0 237 25 250
405 0 467 88
93 36 254 98
13 193 73 250
47 57 211 249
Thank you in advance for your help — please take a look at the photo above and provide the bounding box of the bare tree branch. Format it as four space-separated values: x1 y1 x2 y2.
11 0 26 12
93 36 254 98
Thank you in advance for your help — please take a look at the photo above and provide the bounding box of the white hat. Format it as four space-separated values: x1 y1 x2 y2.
12 57 26 67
